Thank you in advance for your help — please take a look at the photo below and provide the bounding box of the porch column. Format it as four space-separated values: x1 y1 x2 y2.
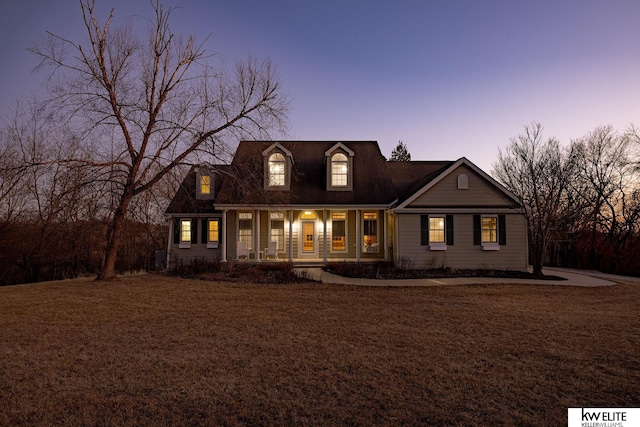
221 210 227 262
356 209 361 262
383 210 388 261
322 209 327 263
255 210 260 261
288 209 294 262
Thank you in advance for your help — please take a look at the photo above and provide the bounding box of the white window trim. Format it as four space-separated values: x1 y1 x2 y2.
481 215 500 250
179 219 191 249
206 219 220 249
238 212 253 251
362 211 379 253
330 211 348 253
268 212 285 252
428 215 446 250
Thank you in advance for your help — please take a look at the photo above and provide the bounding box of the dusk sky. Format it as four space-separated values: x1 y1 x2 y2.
2 0 640 172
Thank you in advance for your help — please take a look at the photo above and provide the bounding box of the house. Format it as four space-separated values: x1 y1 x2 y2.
165 141 528 271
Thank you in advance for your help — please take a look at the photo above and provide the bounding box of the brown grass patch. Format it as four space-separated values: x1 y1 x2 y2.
1 274 639 426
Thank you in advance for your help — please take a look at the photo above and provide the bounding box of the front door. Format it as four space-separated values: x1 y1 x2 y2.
301 220 315 255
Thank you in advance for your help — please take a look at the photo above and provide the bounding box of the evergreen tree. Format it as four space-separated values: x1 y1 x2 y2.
390 141 411 161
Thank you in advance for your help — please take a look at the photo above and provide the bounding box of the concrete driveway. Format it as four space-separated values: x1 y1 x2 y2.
309 267 638 287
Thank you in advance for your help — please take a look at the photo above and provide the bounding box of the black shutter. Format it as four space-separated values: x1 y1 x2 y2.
191 219 198 244
446 215 454 245
202 219 208 244
473 215 481 245
498 215 506 245
173 219 180 244
420 215 429 245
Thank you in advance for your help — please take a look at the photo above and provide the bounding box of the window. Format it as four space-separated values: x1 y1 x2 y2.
180 220 191 243
208 219 219 243
331 153 348 187
201 175 211 194
268 153 286 187
429 217 445 243
270 212 285 250
474 215 505 250
331 212 346 251
482 217 498 243
178 219 193 248
201 218 220 248
421 215 453 249
363 212 378 252
238 212 253 250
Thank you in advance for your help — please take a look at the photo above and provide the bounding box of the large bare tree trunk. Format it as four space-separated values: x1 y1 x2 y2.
97 186 134 280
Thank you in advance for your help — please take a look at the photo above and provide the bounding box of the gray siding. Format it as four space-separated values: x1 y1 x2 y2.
409 164 514 207
396 213 528 271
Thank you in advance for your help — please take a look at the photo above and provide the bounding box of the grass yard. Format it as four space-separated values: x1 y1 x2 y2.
1 274 639 426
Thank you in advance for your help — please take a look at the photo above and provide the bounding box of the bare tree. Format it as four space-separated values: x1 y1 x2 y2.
571 126 640 272
492 123 577 276
30 0 288 280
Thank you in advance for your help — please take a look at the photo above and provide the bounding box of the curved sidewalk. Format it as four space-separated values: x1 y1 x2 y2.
317 267 627 287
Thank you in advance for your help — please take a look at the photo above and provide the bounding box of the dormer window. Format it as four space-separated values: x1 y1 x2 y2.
331 153 349 186
195 165 215 200
262 143 293 191
268 153 286 187
325 143 354 191
201 175 211 194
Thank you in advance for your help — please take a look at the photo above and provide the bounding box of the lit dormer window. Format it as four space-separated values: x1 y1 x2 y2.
331 153 349 187
263 143 293 191
268 153 286 187
325 143 354 191
201 175 211 194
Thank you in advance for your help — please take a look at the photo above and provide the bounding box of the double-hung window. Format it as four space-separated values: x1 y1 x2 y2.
238 212 253 251
362 212 378 252
473 214 505 250
482 217 498 244
331 212 346 251
268 153 286 187
207 219 220 248
201 175 211 194
269 212 285 250
421 215 453 250
331 153 348 187
429 217 446 244
179 219 193 248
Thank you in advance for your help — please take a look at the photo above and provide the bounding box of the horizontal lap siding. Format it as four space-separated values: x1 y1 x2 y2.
409 165 514 207
397 214 528 271
170 244 222 262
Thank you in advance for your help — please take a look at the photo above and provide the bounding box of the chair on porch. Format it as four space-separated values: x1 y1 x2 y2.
237 241 249 260
264 241 278 260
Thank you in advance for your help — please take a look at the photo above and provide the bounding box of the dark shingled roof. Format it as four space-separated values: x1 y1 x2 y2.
215 141 398 206
164 164 229 214
165 141 464 214
385 160 454 204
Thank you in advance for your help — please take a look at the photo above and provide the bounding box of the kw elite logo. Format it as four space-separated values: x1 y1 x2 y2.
568 408 639 427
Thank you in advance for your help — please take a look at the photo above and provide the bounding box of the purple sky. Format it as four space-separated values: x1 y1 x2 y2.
2 0 640 172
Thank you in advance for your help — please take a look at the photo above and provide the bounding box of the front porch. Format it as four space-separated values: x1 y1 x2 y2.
221 208 391 263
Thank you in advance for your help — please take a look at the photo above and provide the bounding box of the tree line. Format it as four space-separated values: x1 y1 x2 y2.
493 122 640 277
0 0 287 285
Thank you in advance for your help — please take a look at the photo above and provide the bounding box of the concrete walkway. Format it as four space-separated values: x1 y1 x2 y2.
298 267 638 287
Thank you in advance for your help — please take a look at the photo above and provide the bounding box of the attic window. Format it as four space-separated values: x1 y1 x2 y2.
457 174 468 190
